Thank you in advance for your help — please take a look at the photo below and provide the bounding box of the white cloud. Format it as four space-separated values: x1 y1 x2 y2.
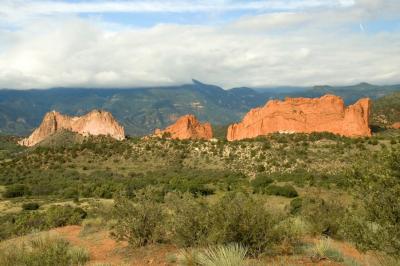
0 0 399 89
0 0 353 16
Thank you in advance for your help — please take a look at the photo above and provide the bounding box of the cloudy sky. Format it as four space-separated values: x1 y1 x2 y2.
0 0 399 89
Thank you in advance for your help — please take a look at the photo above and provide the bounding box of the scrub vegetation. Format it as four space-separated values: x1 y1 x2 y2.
0 128 399 265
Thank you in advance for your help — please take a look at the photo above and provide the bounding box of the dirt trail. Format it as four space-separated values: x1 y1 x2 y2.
52 225 176 265
53 225 126 265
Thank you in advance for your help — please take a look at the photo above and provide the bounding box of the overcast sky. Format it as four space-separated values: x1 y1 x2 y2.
0 0 399 89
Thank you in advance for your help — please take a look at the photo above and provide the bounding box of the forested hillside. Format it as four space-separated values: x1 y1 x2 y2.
1 81 400 136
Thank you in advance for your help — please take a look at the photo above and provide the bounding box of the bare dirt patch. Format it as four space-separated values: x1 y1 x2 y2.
53 226 177 265
53 225 126 265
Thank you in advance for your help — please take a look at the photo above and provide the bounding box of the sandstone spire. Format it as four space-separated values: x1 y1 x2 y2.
154 114 213 140
227 94 371 141
19 110 125 146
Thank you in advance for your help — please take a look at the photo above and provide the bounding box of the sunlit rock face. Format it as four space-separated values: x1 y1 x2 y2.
19 110 125 146
393 122 400 129
227 95 371 141
154 114 213 140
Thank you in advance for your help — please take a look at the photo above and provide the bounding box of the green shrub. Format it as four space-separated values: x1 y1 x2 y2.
269 169 314 187
12 212 47 236
289 198 303 215
46 205 87 227
22 202 40 211
3 184 30 198
167 193 211 247
116 191 294 256
251 174 274 193
273 217 309 255
255 164 265 172
368 139 379 145
208 193 281 256
342 173 400 257
112 192 165 247
266 185 298 198
300 197 344 237
4 205 87 239
389 150 400 177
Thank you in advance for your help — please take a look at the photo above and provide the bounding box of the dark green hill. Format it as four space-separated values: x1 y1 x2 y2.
1 81 400 136
372 92 400 127
0 80 271 136
288 83 400 104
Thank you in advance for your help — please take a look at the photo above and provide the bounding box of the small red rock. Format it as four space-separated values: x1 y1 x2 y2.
154 114 213 140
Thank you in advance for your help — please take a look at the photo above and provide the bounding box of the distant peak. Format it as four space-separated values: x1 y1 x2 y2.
357 82 372 86
313 85 330 88
192 79 206 86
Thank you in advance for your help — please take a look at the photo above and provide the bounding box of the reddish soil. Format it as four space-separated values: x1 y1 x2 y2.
54 225 126 265
331 240 365 263
52 225 177 265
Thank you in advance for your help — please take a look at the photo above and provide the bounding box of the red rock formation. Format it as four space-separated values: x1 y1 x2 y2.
392 122 400 129
154 114 213 140
19 110 125 146
227 95 371 141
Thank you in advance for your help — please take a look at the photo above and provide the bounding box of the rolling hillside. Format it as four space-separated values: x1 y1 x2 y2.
372 92 400 126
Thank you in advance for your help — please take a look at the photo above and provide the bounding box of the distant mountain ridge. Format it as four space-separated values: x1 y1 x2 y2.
1 81 400 136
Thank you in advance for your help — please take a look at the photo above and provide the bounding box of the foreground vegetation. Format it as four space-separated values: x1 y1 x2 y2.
0 130 400 265
0 233 89 266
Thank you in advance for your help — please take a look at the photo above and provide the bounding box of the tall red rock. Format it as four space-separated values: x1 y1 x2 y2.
19 110 125 146
154 114 213 140
227 95 371 141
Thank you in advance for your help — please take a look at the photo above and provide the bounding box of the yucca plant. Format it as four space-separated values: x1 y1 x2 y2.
175 244 248 266
312 237 332 259
68 246 90 266
176 248 202 266
197 243 248 266
310 237 343 262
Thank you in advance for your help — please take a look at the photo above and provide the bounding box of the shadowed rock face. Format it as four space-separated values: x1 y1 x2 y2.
19 110 125 146
154 114 213 140
227 95 371 141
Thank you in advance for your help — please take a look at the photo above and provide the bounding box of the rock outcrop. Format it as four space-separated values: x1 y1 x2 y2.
227 95 371 141
392 122 400 129
154 114 213 140
19 110 125 146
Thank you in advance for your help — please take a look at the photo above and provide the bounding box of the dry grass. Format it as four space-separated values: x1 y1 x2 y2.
0 232 90 266
0 200 22 213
